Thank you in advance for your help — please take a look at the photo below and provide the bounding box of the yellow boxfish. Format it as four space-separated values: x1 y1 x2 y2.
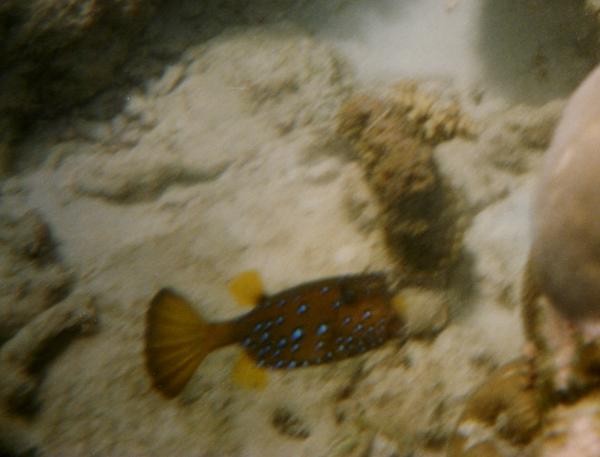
145 271 406 398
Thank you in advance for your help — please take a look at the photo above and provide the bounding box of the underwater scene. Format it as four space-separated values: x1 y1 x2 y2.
1 0 600 456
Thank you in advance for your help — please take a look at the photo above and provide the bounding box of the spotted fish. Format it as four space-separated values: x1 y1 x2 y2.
145 271 406 398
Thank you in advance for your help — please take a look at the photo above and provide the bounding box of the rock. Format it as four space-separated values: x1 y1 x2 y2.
530 64 600 322
523 64 600 394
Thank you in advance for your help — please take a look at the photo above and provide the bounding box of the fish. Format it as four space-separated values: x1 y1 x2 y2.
145 270 406 398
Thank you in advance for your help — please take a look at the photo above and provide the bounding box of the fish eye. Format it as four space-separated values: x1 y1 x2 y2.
340 286 358 304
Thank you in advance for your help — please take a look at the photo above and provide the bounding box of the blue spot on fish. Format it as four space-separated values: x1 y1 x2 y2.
291 327 304 342
288 361 297 369
257 360 265 367
260 332 270 342
243 337 252 347
258 346 271 357
331 300 341 310
316 323 328 335
321 286 330 294
275 316 284 326
253 323 263 332
302 361 310 367
291 343 300 353
316 340 325 350
337 344 345 352
342 316 351 326
346 336 353 344
354 324 364 333
277 338 287 348
297 303 308 314
275 360 285 368
273 349 281 357
325 352 333 360
363 310 372 320
263 321 273 330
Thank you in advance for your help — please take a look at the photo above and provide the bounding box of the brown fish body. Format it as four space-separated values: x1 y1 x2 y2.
145 272 405 397
233 273 404 369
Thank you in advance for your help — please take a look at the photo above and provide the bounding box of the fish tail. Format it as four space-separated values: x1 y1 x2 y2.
145 288 233 398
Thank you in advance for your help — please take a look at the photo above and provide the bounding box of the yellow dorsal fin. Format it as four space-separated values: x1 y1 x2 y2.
232 351 268 390
228 270 264 307
392 292 407 316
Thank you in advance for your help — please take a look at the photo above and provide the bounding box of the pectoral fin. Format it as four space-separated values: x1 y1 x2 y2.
232 351 268 390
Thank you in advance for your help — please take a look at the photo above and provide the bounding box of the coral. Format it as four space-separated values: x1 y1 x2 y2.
448 359 545 457
386 81 476 144
337 82 473 282
0 209 98 455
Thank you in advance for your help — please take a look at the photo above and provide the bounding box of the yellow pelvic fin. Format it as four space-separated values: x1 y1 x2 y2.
145 288 231 398
232 351 268 390
228 270 264 307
